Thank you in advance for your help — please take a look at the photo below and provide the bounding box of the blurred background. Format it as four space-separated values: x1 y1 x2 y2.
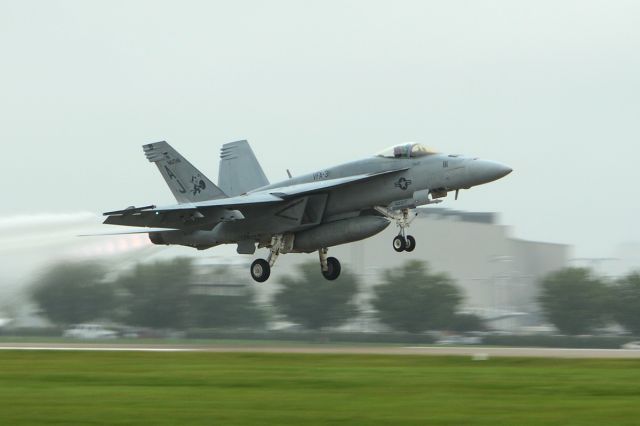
1 1 639 346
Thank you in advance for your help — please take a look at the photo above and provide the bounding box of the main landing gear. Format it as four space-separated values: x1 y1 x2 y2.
319 248 341 280
375 206 417 253
250 234 285 282
250 235 341 282
250 259 270 282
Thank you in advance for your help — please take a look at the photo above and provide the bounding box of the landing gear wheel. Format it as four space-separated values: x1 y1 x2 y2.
250 259 270 283
405 235 416 252
393 235 406 252
321 257 341 281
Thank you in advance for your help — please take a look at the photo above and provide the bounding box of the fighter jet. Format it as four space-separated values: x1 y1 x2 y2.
102 141 511 282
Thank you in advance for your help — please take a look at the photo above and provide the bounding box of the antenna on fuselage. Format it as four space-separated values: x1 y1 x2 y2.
286 169 293 179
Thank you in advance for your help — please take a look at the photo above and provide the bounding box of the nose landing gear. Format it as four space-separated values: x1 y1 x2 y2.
393 235 406 252
392 234 416 252
405 235 416 252
375 206 418 253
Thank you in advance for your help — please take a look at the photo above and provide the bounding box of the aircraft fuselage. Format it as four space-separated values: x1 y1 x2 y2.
154 152 511 250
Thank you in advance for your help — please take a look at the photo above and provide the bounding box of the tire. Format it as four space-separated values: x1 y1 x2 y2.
322 257 341 280
393 235 406 252
250 259 271 282
405 235 416 252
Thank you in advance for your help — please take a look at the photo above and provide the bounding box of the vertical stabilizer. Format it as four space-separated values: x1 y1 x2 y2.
218 140 269 196
143 141 227 203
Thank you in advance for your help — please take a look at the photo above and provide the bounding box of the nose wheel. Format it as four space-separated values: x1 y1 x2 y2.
374 206 418 254
393 235 406 252
405 235 416 252
392 234 416 252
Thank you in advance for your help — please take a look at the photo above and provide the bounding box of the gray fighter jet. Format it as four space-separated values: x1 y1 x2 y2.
102 141 511 282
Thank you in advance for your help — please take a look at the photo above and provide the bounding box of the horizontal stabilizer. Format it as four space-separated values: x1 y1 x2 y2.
79 227 179 237
103 205 244 230
103 205 156 216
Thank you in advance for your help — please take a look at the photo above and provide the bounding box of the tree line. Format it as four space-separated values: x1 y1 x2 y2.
31 258 264 330
28 258 640 335
29 258 485 333
539 267 640 335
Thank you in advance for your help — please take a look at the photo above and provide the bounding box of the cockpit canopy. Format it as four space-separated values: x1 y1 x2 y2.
376 143 438 159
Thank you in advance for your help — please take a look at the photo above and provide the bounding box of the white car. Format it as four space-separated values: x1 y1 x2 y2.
63 324 117 339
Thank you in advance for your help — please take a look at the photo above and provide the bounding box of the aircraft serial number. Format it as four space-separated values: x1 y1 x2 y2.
313 170 329 180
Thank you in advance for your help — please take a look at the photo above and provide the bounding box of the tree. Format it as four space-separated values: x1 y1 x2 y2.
449 314 486 333
188 293 265 329
187 267 265 329
116 258 192 328
372 260 462 333
31 261 115 325
538 267 610 335
612 272 640 335
273 262 359 330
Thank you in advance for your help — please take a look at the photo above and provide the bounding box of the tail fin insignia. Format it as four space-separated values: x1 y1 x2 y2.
143 141 227 203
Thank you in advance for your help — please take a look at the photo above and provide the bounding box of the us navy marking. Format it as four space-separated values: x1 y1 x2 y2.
394 177 412 190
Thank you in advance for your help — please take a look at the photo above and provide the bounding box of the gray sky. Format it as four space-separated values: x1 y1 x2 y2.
1 0 639 261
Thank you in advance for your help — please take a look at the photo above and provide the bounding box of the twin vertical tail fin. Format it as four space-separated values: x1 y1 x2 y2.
143 141 227 203
218 140 269 196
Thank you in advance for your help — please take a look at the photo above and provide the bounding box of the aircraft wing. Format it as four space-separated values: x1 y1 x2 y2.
261 168 408 199
103 167 407 229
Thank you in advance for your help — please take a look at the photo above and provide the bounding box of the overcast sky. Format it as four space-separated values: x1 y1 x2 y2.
1 0 639 261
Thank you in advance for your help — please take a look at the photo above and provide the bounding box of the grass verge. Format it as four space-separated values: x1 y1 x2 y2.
1 351 639 425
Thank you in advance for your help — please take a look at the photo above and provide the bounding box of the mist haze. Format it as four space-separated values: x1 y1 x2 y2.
2 5 640 422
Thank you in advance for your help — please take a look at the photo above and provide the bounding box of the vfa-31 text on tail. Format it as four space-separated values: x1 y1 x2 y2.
101 141 512 282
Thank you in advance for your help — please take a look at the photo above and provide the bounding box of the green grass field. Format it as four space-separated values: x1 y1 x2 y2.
1 351 640 425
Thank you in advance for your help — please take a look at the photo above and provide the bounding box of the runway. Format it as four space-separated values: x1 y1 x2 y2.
1 342 640 358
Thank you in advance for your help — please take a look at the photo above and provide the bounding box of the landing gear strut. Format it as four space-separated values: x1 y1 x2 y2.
319 248 341 280
375 206 417 253
250 234 286 283
250 236 343 282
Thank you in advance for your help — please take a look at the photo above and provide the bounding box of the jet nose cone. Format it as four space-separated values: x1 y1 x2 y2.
493 163 513 179
467 159 513 186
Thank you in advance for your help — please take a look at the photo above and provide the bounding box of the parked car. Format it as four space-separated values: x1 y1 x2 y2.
621 341 640 350
63 324 117 339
